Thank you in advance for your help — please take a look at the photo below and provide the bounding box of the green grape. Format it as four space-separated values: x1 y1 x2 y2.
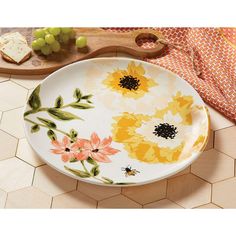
36 38 46 47
76 36 87 48
60 34 69 44
49 28 61 36
31 40 41 50
41 45 52 55
51 41 61 52
43 27 50 34
45 34 55 44
69 30 76 39
33 29 45 39
61 27 73 34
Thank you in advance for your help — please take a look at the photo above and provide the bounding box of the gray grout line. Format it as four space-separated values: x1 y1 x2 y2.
3 192 8 209
9 79 32 90
15 156 37 169
142 197 167 208
0 127 20 140
31 167 36 186
0 105 25 113
234 159 236 177
212 130 215 148
0 79 9 84
214 148 236 160
213 124 235 132
50 197 53 209
14 138 20 157
120 192 143 206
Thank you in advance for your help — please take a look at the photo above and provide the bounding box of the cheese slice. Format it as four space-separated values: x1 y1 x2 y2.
0 32 27 49
0 39 31 63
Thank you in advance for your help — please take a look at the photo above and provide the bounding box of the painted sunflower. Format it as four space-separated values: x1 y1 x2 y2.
102 61 157 99
112 92 208 164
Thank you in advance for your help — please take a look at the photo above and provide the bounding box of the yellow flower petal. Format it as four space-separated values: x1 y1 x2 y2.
103 61 157 99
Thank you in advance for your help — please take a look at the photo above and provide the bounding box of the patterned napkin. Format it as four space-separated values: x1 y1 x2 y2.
104 28 236 122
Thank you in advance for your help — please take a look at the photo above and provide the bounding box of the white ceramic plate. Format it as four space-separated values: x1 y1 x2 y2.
24 58 210 186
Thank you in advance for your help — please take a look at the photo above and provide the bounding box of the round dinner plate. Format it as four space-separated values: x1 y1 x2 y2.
24 58 210 187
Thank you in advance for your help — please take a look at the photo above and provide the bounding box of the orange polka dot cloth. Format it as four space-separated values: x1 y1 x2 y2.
104 28 236 123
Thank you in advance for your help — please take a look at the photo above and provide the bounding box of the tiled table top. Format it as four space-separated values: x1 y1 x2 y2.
0 52 235 209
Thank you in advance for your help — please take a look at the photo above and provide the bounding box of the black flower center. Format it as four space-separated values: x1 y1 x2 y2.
92 149 99 153
119 75 140 91
153 123 178 139
65 148 70 152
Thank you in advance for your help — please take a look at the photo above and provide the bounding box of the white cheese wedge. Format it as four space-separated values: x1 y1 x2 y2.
0 39 31 63
0 32 27 49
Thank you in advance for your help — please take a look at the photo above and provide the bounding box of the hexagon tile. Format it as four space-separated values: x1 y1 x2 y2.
98 195 142 208
33 165 77 197
0 73 10 83
122 180 167 205
215 126 236 159
10 74 47 89
212 178 236 208
0 157 34 192
5 187 52 209
167 173 211 208
0 130 18 161
144 199 183 209
194 203 222 209
0 81 28 111
52 191 97 208
77 181 121 201
0 107 25 139
16 138 44 167
0 188 7 208
191 149 234 183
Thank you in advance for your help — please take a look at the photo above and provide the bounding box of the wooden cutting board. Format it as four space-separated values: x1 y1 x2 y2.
0 28 166 75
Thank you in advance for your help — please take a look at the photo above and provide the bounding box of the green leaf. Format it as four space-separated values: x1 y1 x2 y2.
47 108 82 121
90 166 100 176
69 129 78 139
69 157 78 163
73 88 82 101
64 166 90 178
31 124 40 133
101 177 114 184
54 96 63 108
37 117 57 128
81 94 93 100
69 102 94 109
86 157 97 166
47 129 57 140
28 85 41 110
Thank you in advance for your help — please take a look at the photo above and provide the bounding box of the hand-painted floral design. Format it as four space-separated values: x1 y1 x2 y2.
76 132 120 163
102 61 157 99
112 92 208 163
24 84 129 185
50 133 120 184
50 133 120 163
51 136 81 162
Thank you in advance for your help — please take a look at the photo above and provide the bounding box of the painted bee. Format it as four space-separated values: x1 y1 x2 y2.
121 165 140 177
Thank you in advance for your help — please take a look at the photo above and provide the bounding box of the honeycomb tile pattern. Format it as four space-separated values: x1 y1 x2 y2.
5 187 52 209
0 53 235 208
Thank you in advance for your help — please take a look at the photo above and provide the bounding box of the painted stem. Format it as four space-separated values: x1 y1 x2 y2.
24 99 89 117
80 160 90 173
24 118 70 137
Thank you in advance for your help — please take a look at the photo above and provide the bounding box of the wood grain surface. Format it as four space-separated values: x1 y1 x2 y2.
0 28 166 75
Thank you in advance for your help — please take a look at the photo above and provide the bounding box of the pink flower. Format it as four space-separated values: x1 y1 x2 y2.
51 136 82 162
75 132 120 163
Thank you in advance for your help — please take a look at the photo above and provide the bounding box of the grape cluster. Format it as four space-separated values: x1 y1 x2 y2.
31 27 76 55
